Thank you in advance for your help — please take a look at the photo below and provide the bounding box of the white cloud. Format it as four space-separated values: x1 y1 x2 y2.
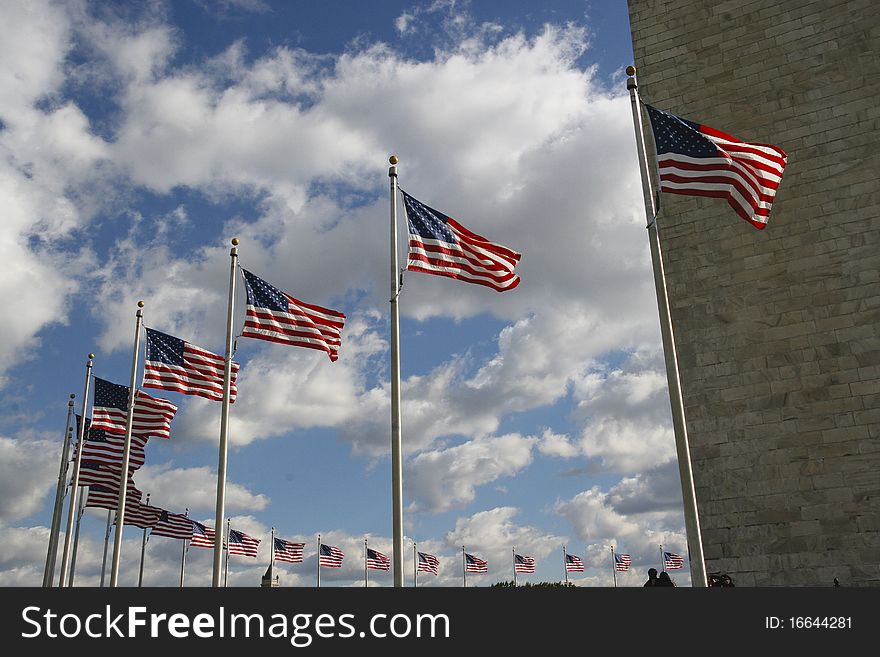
0 437 60 521
134 463 270 513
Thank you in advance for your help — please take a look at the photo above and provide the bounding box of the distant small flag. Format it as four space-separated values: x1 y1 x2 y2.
91 378 177 440
645 104 788 229
366 547 391 571
565 553 585 573
144 327 239 403
273 538 305 564
190 520 216 548
664 551 685 570
319 543 344 568
227 529 261 557
417 552 440 576
465 552 488 573
614 553 632 572
151 510 193 540
401 190 521 292
240 269 346 361
514 553 536 574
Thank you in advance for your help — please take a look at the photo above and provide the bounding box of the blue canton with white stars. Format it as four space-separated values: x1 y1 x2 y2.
242 269 289 312
646 105 719 158
145 328 186 367
94 377 130 412
402 191 457 244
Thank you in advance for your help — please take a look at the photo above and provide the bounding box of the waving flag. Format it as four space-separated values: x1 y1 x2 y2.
151 511 193 540
84 483 142 511
319 543 345 568
120 501 162 530
565 553 585 572
664 551 685 570
273 538 305 564
91 378 177 440
417 551 440 576
75 416 148 471
514 553 536 574
144 327 239 403
646 105 787 229
240 269 346 362
614 553 632 572
228 529 261 557
190 520 216 548
366 547 391 571
401 190 521 292
465 552 488 573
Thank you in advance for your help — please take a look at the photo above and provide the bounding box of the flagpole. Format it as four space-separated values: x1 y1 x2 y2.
43 394 75 587
388 155 404 588
413 541 417 588
110 301 145 587
512 547 516 587
659 543 664 572
59 354 94 587
66 488 86 586
626 66 707 588
462 546 466 588
137 493 150 587
212 237 240 587
364 538 368 587
100 509 112 587
611 546 617 588
269 527 275 583
317 534 321 588
563 547 568 585
179 509 189 588
224 518 231 587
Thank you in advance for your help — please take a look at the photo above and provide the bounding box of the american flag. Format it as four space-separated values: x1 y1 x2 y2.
417 551 440 576
465 552 488 573
75 416 148 471
84 483 142 510
190 520 216 548
227 529 261 557
120 502 162 529
91 378 177 440
143 327 239 403
77 461 139 492
273 538 305 564
514 553 536 574
614 553 632 572
151 510 193 540
240 269 346 362
664 551 685 570
646 104 788 230
366 547 391 571
401 190 521 292
319 543 344 568
565 553 585 573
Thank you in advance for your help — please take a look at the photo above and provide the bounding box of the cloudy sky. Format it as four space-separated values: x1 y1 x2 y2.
0 0 692 588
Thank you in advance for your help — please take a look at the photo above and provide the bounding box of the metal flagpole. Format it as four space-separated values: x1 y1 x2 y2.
213 238 240 587
462 546 466 588
512 547 517 587
364 539 368 587
659 543 664 572
137 493 150 587
388 155 404 588
224 518 231 587
110 301 145 587
611 546 617 588
316 534 321 588
100 509 112 587
413 541 417 588
269 527 275 583
179 508 189 588
67 489 86 586
563 547 568 585
59 353 94 587
43 394 75 587
626 65 707 588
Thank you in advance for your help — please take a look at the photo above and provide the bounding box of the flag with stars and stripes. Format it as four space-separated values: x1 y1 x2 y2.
190 520 216 548
417 551 440 576
664 551 685 570
143 327 239 403
366 547 391 571
614 553 632 572
401 190 521 292
565 553 585 572
240 269 346 362
227 529 261 557
514 553 536 573
74 415 148 472
84 483 142 511
119 501 162 530
273 538 305 564
645 104 787 229
465 552 488 573
150 510 193 540
319 543 345 568
91 378 177 440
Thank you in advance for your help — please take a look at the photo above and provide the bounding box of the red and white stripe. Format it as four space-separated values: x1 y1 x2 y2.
366 548 391 571
274 539 305 564
75 433 148 471
151 512 193 540
319 544 345 568
242 294 345 362
417 552 440 576
144 342 239 403
190 521 216 548
228 529 261 557
92 390 177 440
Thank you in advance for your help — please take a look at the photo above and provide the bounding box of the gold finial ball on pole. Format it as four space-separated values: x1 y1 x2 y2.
88 353 95 359
231 237 240 246
137 300 145 308
389 155 399 165
626 65 637 77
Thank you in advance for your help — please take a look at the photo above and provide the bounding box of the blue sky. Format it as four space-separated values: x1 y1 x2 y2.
0 0 691 587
